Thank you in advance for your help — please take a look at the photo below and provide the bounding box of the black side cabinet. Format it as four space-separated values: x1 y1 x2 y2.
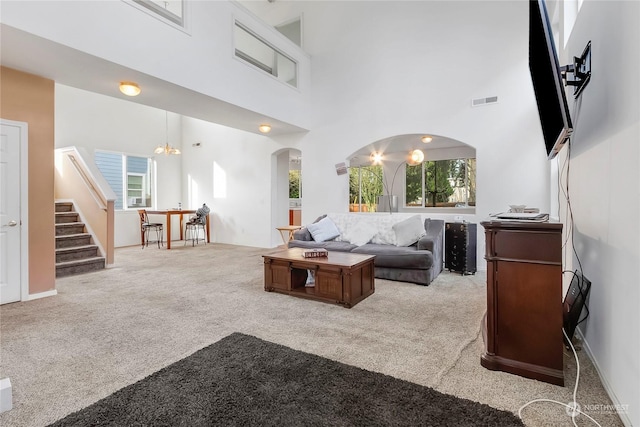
445 222 477 275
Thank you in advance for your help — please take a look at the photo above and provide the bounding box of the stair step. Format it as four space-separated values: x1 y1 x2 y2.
56 257 105 278
56 222 85 236
56 233 92 249
55 202 74 213
55 212 80 224
55 245 100 263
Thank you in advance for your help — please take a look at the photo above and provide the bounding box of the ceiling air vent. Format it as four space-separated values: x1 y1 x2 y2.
471 96 498 107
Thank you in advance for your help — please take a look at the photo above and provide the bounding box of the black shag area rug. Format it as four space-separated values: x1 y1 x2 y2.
49 332 524 426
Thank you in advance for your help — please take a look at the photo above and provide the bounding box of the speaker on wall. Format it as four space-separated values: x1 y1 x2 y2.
335 162 347 175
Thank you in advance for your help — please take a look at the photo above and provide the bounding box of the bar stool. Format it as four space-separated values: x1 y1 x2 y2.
185 203 210 246
185 215 206 246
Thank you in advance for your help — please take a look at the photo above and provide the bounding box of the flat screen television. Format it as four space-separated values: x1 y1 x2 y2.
529 0 573 160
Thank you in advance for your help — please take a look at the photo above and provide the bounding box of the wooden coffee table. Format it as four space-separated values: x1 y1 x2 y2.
262 248 375 308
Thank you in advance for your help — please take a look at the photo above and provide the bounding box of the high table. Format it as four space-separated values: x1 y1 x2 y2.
145 209 211 249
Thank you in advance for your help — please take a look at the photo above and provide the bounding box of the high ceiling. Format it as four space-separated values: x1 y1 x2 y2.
0 23 306 136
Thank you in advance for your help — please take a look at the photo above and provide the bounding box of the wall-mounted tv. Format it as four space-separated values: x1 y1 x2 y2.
529 0 573 160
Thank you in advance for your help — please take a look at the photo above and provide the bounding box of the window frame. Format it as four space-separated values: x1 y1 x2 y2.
95 150 155 211
126 172 147 209
132 0 184 27
233 21 298 89
405 158 476 210
348 164 383 213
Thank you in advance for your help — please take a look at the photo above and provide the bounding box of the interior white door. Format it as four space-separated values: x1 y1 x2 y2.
0 121 24 304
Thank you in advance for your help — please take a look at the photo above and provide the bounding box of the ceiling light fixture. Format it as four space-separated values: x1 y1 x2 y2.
119 81 141 96
421 135 433 144
259 124 272 133
154 111 181 155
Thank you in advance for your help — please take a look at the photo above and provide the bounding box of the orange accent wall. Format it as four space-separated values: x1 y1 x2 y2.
1 66 56 295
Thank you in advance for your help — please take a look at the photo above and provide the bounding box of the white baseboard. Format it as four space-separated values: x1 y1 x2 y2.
0 378 12 413
576 328 633 427
27 289 58 301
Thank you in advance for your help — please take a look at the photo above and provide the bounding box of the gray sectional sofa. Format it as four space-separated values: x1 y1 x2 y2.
288 213 444 286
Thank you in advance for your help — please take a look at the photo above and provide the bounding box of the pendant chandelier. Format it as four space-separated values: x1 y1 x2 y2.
154 111 181 155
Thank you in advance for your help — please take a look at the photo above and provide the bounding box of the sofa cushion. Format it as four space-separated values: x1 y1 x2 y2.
307 216 340 242
342 221 378 246
393 215 425 246
288 239 357 252
352 244 434 269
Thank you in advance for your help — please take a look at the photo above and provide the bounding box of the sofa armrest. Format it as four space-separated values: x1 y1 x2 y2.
418 219 444 267
292 227 313 241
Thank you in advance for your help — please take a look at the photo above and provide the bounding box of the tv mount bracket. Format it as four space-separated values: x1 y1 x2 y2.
561 40 591 98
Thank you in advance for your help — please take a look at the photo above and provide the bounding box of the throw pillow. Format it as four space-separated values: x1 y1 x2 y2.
343 221 378 246
393 215 425 247
307 216 341 243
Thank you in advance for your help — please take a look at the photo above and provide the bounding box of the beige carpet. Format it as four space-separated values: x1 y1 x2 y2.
0 243 623 427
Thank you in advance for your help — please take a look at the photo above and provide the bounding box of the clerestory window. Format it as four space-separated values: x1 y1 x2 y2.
132 0 184 26
234 21 298 88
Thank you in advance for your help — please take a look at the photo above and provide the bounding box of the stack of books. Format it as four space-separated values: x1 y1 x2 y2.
302 248 328 258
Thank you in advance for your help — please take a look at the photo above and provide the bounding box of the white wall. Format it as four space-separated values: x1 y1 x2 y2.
180 116 288 248
53 0 552 263
54 84 182 247
560 2 640 425
280 1 550 268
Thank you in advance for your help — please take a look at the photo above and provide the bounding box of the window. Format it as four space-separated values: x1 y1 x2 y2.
234 22 298 88
289 170 301 198
95 151 153 210
349 165 383 212
133 0 184 26
406 158 476 208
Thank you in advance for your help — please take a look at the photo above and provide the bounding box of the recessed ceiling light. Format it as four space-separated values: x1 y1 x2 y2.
119 81 141 96
421 135 433 144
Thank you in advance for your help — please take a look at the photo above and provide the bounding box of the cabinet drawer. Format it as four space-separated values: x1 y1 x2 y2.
490 230 561 263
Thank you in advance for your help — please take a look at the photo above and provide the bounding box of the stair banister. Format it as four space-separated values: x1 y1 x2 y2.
54 147 116 264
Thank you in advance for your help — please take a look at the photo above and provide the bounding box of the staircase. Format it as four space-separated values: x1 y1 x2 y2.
55 202 106 277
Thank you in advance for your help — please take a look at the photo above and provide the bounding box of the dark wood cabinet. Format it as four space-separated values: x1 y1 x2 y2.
445 222 477 275
480 220 564 386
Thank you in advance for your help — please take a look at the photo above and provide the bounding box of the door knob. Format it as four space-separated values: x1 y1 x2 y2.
6 220 17 227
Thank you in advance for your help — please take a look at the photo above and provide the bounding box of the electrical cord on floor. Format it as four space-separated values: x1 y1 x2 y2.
518 328 602 427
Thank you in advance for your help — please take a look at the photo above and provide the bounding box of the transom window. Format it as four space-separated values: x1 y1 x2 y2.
95 151 153 210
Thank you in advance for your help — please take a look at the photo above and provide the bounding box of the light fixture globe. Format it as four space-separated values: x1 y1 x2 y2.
119 81 141 96
258 124 272 133
408 149 425 165
370 151 383 165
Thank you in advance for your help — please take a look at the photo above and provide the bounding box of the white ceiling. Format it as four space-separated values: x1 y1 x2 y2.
0 23 307 136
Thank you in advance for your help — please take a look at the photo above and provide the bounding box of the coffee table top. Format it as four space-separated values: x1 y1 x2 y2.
263 248 375 268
